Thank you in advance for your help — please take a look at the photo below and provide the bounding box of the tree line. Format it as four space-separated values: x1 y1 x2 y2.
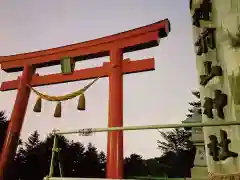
0 91 200 180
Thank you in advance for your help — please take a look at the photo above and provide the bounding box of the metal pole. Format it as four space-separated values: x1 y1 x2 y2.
49 135 58 178
55 121 240 135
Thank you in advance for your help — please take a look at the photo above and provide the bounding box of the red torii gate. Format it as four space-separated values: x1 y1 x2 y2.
0 19 170 179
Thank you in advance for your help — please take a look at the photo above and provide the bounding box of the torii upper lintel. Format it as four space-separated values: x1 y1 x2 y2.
0 18 170 72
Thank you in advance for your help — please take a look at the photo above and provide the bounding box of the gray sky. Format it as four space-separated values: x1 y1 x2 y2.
0 0 198 159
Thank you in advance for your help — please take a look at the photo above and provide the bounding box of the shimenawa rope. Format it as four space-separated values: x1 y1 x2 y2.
27 77 100 102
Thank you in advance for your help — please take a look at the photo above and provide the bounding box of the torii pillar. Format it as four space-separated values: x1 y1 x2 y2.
0 19 170 179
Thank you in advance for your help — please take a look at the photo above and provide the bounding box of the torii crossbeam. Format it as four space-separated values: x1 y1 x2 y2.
0 19 170 179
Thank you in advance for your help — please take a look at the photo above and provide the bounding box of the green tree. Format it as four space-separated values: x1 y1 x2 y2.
186 90 201 118
11 131 106 179
0 111 26 180
16 132 71 180
0 111 22 151
0 111 8 151
62 140 85 177
7 144 26 180
98 151 106 177
0 110 7 121
156 129 196 177
25 130 41 150
20 130 46 180
157 128 192 154
124 153 147 178
155 90 201 177
151 152 176 176
82 143 103 178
